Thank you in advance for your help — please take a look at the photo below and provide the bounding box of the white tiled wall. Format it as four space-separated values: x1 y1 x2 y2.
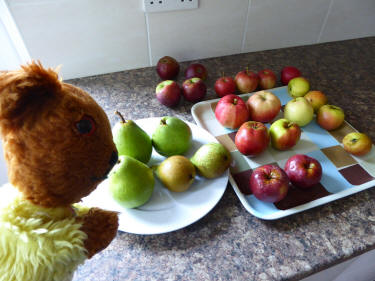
3 0 375 79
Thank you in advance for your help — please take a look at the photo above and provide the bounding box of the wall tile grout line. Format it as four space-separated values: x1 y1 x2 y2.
144 12 153 66
317 0 335 44
241 0 252 53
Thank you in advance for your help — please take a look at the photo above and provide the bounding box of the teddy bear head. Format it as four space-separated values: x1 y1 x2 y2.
0 62 118 208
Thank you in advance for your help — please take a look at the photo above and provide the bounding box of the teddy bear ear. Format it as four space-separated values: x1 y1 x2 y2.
0 61 62 131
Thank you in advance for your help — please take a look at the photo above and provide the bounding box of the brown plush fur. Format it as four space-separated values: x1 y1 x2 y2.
0 61 119 258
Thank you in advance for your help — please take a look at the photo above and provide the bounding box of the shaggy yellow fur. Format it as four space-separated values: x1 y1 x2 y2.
0 193 88 281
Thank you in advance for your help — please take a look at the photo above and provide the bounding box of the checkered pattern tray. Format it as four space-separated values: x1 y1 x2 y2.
191 86 375 220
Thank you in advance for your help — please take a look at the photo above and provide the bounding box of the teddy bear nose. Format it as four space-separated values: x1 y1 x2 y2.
109 151 118 167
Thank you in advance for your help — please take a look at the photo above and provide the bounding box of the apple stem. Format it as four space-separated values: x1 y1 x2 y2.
222 71 225 78
351 138 358 144
115 111 126 123
233 98 238 105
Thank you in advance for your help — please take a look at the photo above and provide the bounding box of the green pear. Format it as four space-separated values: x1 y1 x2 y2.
152 116 192 157
108 155 154 209
155 155 196 192
112 111 152 163
191 143 231 179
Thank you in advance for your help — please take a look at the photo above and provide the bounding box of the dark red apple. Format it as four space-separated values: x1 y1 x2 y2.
281 66 301 85
156 56 180 80
214 94 250 129
155 80 181 107
250 164 290 203
182 77 207 103
214 76 236 97
284 154 322 189
258 69 277 89
185 63 207 80
235 70 259 93
235 121 270 156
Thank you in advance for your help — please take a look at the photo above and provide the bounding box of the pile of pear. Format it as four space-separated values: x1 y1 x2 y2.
108 112 232 209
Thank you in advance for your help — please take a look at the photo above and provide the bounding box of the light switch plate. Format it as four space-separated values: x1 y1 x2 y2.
143 0 198 13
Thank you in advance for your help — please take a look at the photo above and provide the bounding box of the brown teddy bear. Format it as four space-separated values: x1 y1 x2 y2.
0 61 119 281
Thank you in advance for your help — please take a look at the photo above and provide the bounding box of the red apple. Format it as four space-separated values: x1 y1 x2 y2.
156 56 180 80
281 66 301 85
284 154 322 189
249 164 289 203
258 69 277 89
246 90 281 123
304 90 328 113
214 76 236 97
182 77 207 103
342 132 372 156
317 104 345 131
155 80 181 107
269 118 301 150
235 70 259 94
214 94 250 129
185 63 207 80
235 121 270 156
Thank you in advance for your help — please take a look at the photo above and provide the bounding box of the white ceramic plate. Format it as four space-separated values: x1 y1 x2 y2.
81 117 229 235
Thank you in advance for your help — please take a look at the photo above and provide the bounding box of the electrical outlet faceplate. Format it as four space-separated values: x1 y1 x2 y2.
143 0 198 13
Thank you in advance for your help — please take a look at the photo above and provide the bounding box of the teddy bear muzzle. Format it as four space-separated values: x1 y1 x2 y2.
91 150 118 182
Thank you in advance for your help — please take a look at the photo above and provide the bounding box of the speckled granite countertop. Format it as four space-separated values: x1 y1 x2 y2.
69 37 375 281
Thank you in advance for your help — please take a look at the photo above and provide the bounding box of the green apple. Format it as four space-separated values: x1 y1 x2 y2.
284 97 314 127
152 116 192 157
269 118 301 150
112 111 152 164
190 142 231 178
109 155 154 209
288 77 310 98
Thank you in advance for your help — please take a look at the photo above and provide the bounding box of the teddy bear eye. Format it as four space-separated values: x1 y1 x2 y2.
75 115 96 136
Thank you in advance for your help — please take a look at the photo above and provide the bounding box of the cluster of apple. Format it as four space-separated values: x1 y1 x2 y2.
250 154 323 203
285 76 372 156
155 56 209 107
108 113 231 209
213 69 372 202
214 66 301 98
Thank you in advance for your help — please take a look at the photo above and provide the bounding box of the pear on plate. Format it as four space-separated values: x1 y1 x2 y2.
108 155 154 209
152 116 192 157
155 155 195 192
191 143 231 179
112 111 152 164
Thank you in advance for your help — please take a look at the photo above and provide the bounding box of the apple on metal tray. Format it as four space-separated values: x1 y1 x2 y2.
342 132 372 156
246 90 281 123
235 121 270 156
249 164 290 203
284 154 322 189
214 94 250 129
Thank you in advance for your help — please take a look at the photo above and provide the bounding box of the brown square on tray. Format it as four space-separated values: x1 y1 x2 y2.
232 169 253 195
321 145 357 168
328 122 356 143
275 183 331 210
339 164 374 185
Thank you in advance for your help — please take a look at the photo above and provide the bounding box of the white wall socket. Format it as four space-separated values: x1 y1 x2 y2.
143 0 198 13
